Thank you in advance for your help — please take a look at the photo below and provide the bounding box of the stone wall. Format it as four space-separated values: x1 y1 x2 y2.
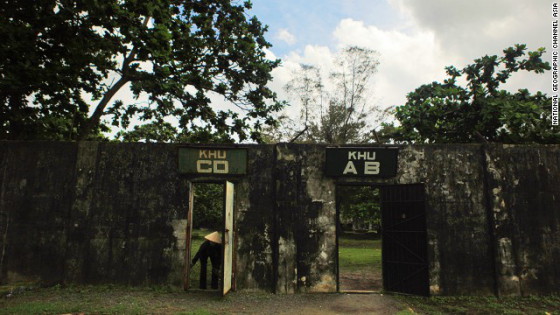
273 144 496 295
0 142 77 284
274 144 337 293
0 141 558 296
228 145 275 291
484 145 560 296
1 142 191 286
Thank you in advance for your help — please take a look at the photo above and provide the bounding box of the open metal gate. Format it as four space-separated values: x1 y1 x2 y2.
381 184 429 296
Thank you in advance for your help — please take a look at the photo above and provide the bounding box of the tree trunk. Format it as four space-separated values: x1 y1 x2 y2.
77 77 129 140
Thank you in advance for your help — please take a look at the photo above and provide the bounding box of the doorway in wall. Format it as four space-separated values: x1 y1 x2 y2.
337 185 382 292
336 183 429 295
184 181 235 295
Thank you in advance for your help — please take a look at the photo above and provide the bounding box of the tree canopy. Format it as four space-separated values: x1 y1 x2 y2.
271 47 383 144
338 185 380 232
389 44 558 144
0 0 282 142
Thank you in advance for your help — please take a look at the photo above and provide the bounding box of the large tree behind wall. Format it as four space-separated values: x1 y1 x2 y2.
273 47 383 144
387 44 558 144
0 0 282 142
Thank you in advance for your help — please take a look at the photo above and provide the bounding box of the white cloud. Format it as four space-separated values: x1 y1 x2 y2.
276 28 297 45
387 0 549 94
388 0 549 61
270 0 550 122
269 20 450 121
332 18 451 109
270 45 335 110
268 21 445 126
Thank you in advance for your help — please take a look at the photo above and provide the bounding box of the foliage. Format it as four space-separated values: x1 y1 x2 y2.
274 46 382 144
116 121 235 143
338 186 380 232
0 0 282 142
392 44 558 144
193 183 223 231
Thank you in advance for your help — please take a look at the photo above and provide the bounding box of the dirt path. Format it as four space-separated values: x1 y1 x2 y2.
1 286 407 315
274 293 404 315
3 284 558 314
211 291 405 315
339 270 382 291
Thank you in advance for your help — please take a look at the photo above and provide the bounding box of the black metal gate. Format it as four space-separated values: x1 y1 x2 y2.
381 184 429 296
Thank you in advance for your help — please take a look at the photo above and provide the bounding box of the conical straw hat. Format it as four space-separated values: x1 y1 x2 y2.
204 231 222 244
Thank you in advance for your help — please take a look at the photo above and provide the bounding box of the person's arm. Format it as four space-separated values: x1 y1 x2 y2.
191 241 208 266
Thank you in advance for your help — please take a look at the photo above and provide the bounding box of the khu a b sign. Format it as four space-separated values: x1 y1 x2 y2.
325 147 399 177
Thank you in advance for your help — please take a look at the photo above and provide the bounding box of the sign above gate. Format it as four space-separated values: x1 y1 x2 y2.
178 147 247 175
325 147 398 177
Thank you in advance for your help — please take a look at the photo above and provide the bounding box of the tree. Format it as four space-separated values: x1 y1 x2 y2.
392 44 558 144
338 186 380 233
0 0 282 142
276 46 382 144
193 183 223 230
116 121 234 143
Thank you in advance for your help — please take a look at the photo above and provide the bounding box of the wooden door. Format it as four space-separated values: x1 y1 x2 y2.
223 181 234 295
183 181 194 290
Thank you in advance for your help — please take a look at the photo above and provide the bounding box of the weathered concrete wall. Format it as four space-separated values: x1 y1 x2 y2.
274 144 496 295
227 145 275 291
398 145 496 295
0 142 191 286
0 142 77 284
0 142 276 290
66 142 189 285
0 141 558 296
485 145 560 296
274 144 337 293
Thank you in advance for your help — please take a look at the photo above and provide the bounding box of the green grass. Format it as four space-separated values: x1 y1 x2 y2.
0 285 159 314
338 234 382 272
396 294 560 315
2 285 558 314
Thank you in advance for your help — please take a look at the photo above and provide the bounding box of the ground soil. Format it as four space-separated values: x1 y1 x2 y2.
0 285 406 315
191 290 405 315
2 284 559 314
339 270 382 291
272 293 404 315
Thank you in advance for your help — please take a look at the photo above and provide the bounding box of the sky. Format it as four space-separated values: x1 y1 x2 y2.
247 0 551 120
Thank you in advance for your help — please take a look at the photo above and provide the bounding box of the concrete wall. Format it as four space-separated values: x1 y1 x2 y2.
0 141 558 296
484 145 560 296
0 142 190 286
273 144 496 295
274 144 338 293
0 142 77 285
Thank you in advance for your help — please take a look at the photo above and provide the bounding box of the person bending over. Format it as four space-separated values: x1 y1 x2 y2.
191 231 222 289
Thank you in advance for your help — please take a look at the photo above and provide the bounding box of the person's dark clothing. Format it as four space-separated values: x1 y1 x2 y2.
192 240 222 289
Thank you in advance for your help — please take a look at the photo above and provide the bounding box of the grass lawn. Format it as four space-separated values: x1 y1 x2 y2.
338 235 381 272
338 233 382 291
0 285 225 315
1 284 558 314
396 294 560 315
